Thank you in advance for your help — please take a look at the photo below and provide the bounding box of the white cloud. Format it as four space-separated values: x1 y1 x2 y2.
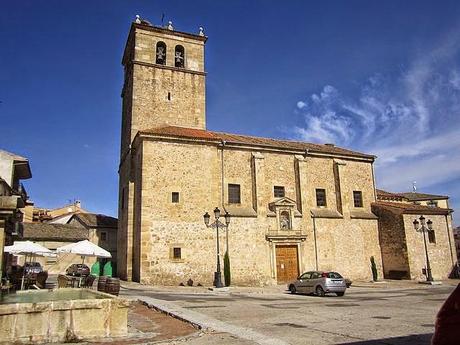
296 101 306 109
291 29 460 211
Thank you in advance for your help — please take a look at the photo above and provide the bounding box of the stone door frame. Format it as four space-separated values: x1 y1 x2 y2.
270 241 302 283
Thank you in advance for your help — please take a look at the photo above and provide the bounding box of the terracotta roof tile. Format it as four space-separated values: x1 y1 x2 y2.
140 126 374 159
376 189 406 201
73 213 118 228
398 192 449 201
22 223 88 241
372 201 451 215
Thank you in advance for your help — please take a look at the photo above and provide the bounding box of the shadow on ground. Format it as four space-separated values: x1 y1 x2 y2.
338 333 432 345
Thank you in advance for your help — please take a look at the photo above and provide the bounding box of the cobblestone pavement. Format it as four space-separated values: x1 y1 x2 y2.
120 280 459 345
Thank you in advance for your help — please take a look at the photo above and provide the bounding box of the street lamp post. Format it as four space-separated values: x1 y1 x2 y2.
413 215 434 282
203 207 230 288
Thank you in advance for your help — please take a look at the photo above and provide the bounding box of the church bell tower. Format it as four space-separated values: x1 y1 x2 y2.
120 17 207 155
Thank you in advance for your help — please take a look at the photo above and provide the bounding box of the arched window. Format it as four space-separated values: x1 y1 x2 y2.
156 41 166 65
175 45 185 68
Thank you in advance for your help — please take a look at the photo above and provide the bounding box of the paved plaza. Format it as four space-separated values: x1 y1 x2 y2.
119 281 459 345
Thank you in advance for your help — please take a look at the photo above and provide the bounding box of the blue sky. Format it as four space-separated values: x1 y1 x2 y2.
1 1 460 225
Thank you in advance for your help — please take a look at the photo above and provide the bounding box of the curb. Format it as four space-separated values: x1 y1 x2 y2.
138 299 208 331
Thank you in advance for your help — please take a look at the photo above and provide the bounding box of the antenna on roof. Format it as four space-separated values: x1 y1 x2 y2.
412 181 417 193
161 13 165 27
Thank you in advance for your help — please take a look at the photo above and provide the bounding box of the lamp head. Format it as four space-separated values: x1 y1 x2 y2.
224 211 230 226
203 212 210 226
413 219 419 230
419 215 426 227
427 219 433 230
214 207 221 219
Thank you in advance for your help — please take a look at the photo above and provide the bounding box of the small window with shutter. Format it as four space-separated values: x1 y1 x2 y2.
274 186 285 198
228 184 241 204
316 189 327 207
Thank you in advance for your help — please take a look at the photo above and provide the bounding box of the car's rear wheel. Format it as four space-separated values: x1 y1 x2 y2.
316 286 325 297
336 292 345 297
289 284 297 294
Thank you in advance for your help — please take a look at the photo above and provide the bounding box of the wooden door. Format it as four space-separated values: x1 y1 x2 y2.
275 245 299 283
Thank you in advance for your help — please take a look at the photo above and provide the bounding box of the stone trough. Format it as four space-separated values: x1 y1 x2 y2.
0 288 129 344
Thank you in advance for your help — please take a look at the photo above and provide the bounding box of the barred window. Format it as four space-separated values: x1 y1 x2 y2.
228 184 241 204
353 191 363 208
274 186 285 198
172 192 179 203
316 189 327 207
100 231 107 242
173 247 181 259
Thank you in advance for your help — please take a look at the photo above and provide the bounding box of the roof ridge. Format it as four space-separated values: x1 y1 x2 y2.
141 126 373 159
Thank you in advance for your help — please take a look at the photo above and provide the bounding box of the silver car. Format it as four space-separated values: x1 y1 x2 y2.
288 271 347 297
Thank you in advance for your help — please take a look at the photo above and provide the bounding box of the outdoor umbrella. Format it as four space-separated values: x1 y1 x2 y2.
4 241 56 289
56 240 111 286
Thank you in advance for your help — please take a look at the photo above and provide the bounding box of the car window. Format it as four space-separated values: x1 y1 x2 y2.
299 272 312 279
328 272 343 278
311 272 321 279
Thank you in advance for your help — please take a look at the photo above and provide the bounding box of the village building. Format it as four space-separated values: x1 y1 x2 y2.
373 190 456 280
23 199 87 223
0 150 32 279
117 18 384 286
20 213 118 274
454 226 460 263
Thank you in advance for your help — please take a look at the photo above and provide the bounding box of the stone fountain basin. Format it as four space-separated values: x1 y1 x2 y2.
0 288 129 344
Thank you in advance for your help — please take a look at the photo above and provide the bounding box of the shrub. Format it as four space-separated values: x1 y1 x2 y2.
224 251 231 286
370 256 378 281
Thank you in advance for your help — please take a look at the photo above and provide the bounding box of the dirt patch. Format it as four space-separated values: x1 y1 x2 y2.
85 301 197 344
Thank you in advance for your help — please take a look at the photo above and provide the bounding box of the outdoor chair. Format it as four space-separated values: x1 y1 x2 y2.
57 274 72 288
36 271 48 289
82 274 96 289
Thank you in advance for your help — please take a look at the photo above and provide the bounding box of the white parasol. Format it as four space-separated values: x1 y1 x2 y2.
56 240 111 286
4 241 56 289
56 240 111 258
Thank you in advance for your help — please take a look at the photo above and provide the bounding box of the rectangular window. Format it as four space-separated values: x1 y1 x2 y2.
315 189 327 207
173 247 181 259
274 186 285 198
172 192 179 203
353 191 363 208
100 231 107 241
228 184 241 204
428 230 436 244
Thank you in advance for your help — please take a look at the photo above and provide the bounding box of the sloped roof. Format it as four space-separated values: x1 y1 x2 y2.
376 189 406 201
372 201 451 215
0 149 28 162
398 192 449 201
139 126 375 160
72 213 118 228
22 223 88 241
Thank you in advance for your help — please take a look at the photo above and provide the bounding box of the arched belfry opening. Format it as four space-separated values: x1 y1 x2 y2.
156 41 166 65
175 45 185 68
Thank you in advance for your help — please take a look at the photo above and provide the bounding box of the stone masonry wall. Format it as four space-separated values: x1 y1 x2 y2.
130 27 206 136
403 214 456 280
371 206 410 278
132 139 382 285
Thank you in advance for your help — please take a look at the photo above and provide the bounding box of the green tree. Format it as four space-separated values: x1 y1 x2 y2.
224 251 231 286
370 256 378 281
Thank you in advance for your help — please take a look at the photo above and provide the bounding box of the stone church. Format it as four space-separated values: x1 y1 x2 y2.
117 18 383 285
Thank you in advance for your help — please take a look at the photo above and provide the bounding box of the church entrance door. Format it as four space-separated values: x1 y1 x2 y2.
275 245 299 283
